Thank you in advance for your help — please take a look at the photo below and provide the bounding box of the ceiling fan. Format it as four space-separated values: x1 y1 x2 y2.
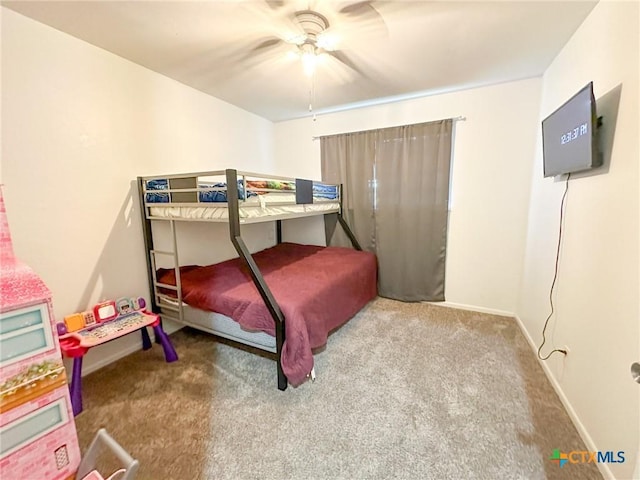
245 1 388 78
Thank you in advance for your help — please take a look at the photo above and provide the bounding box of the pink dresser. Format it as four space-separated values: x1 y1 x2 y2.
0 190 81 479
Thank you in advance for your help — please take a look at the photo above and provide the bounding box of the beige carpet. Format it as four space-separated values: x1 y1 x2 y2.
74 298 602 480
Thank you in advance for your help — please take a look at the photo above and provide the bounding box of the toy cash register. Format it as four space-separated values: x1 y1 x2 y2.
57 297 177 415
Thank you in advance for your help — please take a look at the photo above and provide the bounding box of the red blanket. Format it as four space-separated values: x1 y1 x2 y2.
157 243 377 385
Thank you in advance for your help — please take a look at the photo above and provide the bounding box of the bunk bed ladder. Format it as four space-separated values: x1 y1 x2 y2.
137 177 184 324
151 221 184 324
226 169 288 391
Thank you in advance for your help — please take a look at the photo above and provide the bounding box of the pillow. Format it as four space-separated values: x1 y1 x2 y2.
145 179 169 203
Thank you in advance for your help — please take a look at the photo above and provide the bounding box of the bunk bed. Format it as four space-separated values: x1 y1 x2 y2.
137 169 377 389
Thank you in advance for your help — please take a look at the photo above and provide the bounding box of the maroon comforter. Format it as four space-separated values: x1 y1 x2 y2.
157 243 377 385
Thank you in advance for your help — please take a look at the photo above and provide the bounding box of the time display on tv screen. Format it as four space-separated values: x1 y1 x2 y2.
560 123 588 145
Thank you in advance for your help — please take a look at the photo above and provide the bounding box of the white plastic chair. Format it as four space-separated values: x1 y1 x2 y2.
76 429 139 480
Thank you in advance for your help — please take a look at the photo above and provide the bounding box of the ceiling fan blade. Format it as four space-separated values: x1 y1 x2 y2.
339 1 387 34
239 37 286 63
241 1 300 38
264 0 285 10
339 1 378 16
327 50 366 77
252 38 285 53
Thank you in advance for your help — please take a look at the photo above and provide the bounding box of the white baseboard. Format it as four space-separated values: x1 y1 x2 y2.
162 319 183 335
432 300 515 318
433 302 616 479
66 301 618 479
513 314 615 480
80 341 145 377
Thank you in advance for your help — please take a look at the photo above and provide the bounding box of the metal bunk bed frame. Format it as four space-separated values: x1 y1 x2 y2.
137 168 362 390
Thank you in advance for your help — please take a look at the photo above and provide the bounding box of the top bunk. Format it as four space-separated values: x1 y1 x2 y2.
138 169 340 224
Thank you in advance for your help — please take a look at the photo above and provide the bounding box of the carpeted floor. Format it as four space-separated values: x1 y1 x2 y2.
74 297 602 480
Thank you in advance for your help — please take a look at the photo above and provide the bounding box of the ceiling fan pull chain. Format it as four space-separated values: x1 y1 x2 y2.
309 73 317 120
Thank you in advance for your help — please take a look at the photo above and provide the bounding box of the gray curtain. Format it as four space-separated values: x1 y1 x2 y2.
321 131 376 251
320 119 453 302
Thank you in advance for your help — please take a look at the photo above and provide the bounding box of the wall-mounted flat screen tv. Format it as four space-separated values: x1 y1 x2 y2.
542 82 602 177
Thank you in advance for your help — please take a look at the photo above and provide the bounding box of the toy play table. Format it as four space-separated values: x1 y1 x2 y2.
58 311 177 416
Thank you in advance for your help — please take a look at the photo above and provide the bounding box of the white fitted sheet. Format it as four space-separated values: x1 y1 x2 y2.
149 193 339 221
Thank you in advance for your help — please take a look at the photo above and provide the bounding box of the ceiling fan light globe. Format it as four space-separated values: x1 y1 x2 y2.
301 51 317 77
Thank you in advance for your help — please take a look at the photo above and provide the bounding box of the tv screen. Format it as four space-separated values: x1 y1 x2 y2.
542 82 601 177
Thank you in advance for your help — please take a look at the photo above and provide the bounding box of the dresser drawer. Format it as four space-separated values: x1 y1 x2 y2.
1 396 68 458
0 303 55 367
0 384 80 479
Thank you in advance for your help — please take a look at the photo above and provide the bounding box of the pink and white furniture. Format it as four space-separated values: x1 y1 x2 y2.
0 189 81 480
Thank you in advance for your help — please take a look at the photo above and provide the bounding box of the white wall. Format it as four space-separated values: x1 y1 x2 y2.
275 78 542 314
1 8 275 373
518 2 639 479
4 7 637 475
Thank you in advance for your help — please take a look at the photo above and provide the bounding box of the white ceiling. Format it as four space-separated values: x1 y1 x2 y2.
2 1 598 122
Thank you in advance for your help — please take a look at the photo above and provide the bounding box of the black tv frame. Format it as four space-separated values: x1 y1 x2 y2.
542 82 602 178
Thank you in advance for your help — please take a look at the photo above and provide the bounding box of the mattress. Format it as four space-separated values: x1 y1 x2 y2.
149 193 339 222
160 304 276 353
144 178 340 222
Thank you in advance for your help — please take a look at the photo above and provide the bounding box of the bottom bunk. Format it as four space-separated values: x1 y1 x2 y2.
156 242 377 386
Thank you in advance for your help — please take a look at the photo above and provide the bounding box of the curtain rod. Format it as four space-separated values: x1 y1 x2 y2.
311 116 466 141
